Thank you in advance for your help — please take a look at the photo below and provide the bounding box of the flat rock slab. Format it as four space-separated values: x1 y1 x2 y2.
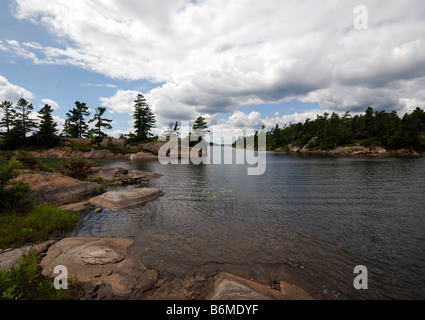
60 201 93 212
15 173 103 206
0 241 54 271
41 237 158 296
89 188 163 210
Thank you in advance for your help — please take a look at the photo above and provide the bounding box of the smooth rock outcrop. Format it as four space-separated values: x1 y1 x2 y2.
89 188 163 210
29 147 158 160
41 237 158 296
88 167 161 185
15 173 103 206
0 241 54 270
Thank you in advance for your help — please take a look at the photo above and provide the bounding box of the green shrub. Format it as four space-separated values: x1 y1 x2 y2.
0 205 80 248
60 158 93 180
70 144 92 152
0 254 82 300
0 158 34 214
0 151 54 172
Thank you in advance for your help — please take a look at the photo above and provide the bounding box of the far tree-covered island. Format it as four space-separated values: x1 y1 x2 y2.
237 107 425 154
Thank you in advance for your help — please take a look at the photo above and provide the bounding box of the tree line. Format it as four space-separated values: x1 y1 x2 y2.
266 107 425 152
0 93 158 150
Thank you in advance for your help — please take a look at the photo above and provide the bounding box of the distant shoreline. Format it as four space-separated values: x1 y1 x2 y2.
278 144 425 157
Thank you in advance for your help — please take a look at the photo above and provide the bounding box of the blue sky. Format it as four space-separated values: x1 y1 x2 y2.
1 0 425 137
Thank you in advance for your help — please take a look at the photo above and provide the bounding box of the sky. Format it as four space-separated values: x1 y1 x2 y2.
1 0 425 139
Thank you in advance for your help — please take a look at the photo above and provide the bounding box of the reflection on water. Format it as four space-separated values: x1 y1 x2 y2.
70 147 425 299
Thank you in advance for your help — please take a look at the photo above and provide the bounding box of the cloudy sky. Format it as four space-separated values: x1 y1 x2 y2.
1 0 425 137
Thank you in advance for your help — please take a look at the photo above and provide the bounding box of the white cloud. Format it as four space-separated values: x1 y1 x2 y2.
0 75 34 102
99 89 140 114
40 98 59 110
4 0 425 119
82 83 118 88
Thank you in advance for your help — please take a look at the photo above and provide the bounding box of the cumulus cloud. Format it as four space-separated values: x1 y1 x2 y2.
3 0 425 121
0 75 34 102
40 98 59 110
99 90 140 114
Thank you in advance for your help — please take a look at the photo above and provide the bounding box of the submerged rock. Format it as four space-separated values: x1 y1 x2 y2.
207 273 314 300
89 188 163 210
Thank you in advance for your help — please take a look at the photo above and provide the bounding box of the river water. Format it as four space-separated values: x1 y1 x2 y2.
66 146 425 299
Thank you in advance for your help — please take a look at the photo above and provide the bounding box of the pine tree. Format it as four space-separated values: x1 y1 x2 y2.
132 94 156 141
88 107 113 146
163 121 180 138
0 101 14 135
192 116 208 131
12 98 37 142
191 116 209 140
64 102 90 138
36 104 59 148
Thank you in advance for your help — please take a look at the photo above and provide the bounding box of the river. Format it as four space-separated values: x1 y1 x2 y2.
61 146 425 299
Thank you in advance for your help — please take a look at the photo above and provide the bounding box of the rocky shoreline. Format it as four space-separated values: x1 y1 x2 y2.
1 236 320 300
284 144 424 157
28 147 158 160
1 159 323 300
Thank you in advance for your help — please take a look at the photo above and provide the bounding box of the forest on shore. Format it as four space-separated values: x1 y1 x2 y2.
264 107 425 152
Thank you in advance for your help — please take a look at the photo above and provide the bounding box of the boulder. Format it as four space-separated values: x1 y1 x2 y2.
398 149 420 157
15 173 103 206
40 237 158 296
89 188 163 210
373 147 388 154
139 141 167 155
0 241 54 271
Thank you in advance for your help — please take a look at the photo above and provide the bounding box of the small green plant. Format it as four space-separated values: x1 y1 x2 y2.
0 158 34 214
0 254 82 300
70 143 92 153
61 158 94 180
0 205 80 248
0 151 54 172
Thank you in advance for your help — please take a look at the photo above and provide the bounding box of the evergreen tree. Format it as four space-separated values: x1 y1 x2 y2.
132 94 156 141
190 116 209 147
64 102 90 138
61 115 72 138
36 104 59 148
11 98 37 143
163 121 180 138
88 107 113 146
192 116 209 131
0 101 14 135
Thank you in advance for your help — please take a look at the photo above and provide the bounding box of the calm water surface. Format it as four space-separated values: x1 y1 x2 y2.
68 147 425 299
